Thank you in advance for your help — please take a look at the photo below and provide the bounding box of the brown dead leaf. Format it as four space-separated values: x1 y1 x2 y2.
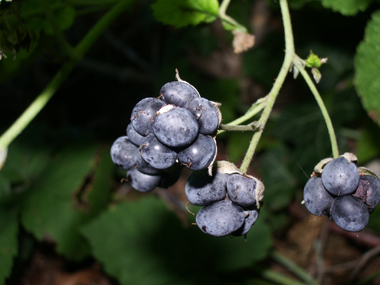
232 31 255 54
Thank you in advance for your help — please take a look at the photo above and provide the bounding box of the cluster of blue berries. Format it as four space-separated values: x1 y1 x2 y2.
110 79 220 193
186 161 264 237
303 153 380 232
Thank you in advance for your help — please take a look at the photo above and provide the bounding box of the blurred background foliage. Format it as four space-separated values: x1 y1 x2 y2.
2 0 380 284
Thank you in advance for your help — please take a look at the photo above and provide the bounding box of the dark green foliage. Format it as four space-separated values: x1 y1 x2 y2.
2 0 380 284
151 0 219 28
355 10 380 127
82 196 272 284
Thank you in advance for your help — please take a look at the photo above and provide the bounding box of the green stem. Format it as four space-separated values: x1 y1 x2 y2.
0 0 135 152
219 121 261 132
240 0 295 173
271 251 319 285
39 0 79 60
294 56 339 158
217 97 267 135
218 0 247 33
259 269 307 285
219 0 231 15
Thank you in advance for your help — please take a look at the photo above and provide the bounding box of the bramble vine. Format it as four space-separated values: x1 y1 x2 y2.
0 0 338 172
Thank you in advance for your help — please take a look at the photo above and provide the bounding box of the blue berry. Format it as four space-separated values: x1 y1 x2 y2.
126 167 161 192
232 206 259 236
303 176 334 216
140 133 178 170
331 196 369 232
136 155 162 175
110 136 139 170
226 174 258 207
178 134 216 170
185 97 220 135
185 168 228 206
152 106 199 148
321 157 359 196
126 123 145 146
159 167 182 189
353 175 380 213
196 199 245 237
131 98 165 136
160 81 199 107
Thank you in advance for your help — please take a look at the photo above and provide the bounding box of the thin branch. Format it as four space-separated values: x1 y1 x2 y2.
293 55 339 158
239 0 295 173
217 97 267 135
219 121 261 132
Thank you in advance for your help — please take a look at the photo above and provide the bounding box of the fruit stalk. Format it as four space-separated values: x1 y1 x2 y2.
240 0 295 173
294 55 339 158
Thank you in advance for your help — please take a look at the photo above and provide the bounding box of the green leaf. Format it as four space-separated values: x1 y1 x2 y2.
320 0 373 15
0 195 19 284
261 146 298 211
21 144 113 261
43 5 76 35
151 0 219 28
355 10 380 127
82 197 272 284
0 142 51 185
356 124 380 163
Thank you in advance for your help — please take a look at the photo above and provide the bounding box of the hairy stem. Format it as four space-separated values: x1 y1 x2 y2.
0 0 135 153
294 56 339 158
240 0 295 173
218 0 247 33
219 121 261 132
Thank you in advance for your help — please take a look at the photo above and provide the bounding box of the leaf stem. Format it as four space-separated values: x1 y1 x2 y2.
240 0 295 173
218 0 247 33
294 55 339 158
217 96 267 135
0 0 135 154
219 121 261 132
39 0 79 60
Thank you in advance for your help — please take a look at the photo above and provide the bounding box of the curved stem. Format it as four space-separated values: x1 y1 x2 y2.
217 96 267 135
0 0 135 153
218 0 247 33
219 121 261 132
294 56 339 158
240 0 295 173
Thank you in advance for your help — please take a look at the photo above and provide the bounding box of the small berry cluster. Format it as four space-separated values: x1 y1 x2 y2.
186 161 264 237
110 78 220 193
303 153 380 232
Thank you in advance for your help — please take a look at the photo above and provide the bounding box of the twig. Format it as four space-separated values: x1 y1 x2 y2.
239 0 295 174
293 55 339 158
217 97 267 135
219 121 261 132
